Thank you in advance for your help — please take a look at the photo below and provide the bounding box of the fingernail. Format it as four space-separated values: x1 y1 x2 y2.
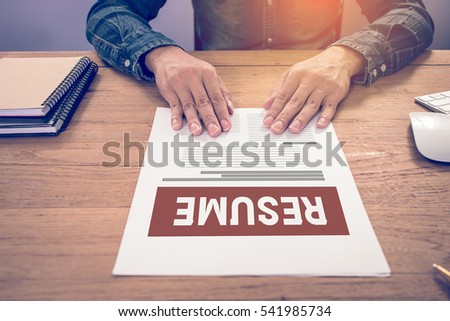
289 120 302 133
263 115 275 128
271 120 284 133
189 122 202 136
207 123 221 137
172 118 181 130
317 117 328 128
220 119 231 132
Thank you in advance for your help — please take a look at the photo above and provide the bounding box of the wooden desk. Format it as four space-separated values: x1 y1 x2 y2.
0 50 449 300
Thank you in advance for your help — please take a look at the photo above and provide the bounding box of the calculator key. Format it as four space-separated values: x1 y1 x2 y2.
430 94 446 99
418 95 434 102
430 98 450 107
439 104 450 112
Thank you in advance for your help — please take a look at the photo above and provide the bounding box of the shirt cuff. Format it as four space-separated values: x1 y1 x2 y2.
331 30 390 86
120 30 182 81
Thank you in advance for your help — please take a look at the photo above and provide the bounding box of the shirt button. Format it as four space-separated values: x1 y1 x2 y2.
267 0 273 5
267 37 274 44
380 64 387 73
124 59 131 68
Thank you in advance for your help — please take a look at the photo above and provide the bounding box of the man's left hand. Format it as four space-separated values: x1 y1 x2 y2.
263 46 366 134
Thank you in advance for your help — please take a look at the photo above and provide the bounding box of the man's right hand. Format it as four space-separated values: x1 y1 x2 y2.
145 46 233 136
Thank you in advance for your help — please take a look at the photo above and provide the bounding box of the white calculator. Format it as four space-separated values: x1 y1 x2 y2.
415 90 450 114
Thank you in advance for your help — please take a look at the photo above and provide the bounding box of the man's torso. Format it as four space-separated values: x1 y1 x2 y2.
192 0 343 50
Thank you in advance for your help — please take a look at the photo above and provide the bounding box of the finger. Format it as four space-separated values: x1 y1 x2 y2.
204 77 232 132
156 73 201 134
263 78 299 129
316 92 345 128
188 79 222 137
172 83 203 136
227 98 235 115
262 95 276 110
168 96 183 130
218 77 235 115
288 90 327 134
155 80 184 131
263 73 286 110
316 103 336 128
269 86 311 134
182 100 203 136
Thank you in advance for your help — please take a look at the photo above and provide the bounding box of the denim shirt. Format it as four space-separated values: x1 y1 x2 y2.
86 0 434 85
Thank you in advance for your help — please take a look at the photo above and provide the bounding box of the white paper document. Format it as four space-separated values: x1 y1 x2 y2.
113 107 390 276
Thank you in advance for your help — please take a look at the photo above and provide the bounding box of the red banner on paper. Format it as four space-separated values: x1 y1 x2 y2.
148 187 349 237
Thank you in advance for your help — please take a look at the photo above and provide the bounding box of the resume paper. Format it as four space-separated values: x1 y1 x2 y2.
113 108 390 276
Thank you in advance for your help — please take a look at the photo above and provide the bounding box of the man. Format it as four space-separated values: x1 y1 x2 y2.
86 0 434 136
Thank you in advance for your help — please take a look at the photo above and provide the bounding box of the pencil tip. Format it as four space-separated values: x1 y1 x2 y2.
432 263 438 268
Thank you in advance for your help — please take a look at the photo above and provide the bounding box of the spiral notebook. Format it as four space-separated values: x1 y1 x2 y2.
0 57 98 136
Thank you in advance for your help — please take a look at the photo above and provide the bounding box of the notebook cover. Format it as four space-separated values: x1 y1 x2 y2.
0 56 91 117
0 61 98 137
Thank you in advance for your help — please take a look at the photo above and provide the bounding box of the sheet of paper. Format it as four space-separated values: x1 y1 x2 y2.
113 107 390 276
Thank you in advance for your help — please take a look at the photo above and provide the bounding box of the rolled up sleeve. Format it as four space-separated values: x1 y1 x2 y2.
332 0 434 85
86 0 181 80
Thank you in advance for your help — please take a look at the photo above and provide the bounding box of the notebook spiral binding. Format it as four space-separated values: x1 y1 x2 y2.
49 62 99 132
42 57 91 111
